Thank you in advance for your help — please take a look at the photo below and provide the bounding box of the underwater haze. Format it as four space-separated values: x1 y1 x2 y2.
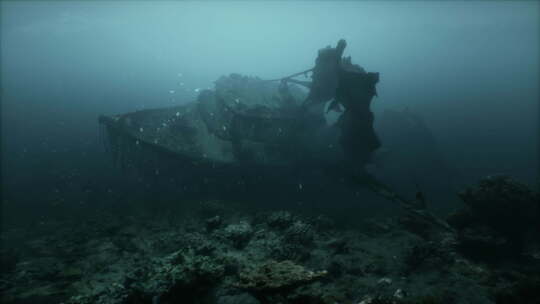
1 2 540 304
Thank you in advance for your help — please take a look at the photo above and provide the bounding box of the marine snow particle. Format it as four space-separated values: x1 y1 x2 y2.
135 140 139 145
180 82 184 86
222 125 227 131
235 98 240 104
194 88 200 92
139 127 144 132
176 112 180 117
298 183 303 190
169 90 175 94
178 73 183 77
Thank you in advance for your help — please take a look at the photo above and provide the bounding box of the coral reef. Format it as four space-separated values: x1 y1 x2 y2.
62 248 225 304
2 183 539 304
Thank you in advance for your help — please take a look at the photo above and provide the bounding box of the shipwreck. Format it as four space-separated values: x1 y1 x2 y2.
99 39 456 231
99 39 380 180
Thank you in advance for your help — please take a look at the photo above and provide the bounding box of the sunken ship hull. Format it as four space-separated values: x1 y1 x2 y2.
98 74 347 190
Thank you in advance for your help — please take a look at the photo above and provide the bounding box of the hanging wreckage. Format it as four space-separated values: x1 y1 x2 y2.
99 39 381 178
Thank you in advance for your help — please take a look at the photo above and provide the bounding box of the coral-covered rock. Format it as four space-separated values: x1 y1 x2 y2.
235 260 327 292
449 175 539 260
458 176 538 230
223 221 253 249
284 220 315 246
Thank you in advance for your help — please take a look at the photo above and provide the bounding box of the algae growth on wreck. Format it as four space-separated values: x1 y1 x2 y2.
1 1 539 304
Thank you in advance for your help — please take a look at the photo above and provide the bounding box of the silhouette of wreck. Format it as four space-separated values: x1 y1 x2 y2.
98 40 380 179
